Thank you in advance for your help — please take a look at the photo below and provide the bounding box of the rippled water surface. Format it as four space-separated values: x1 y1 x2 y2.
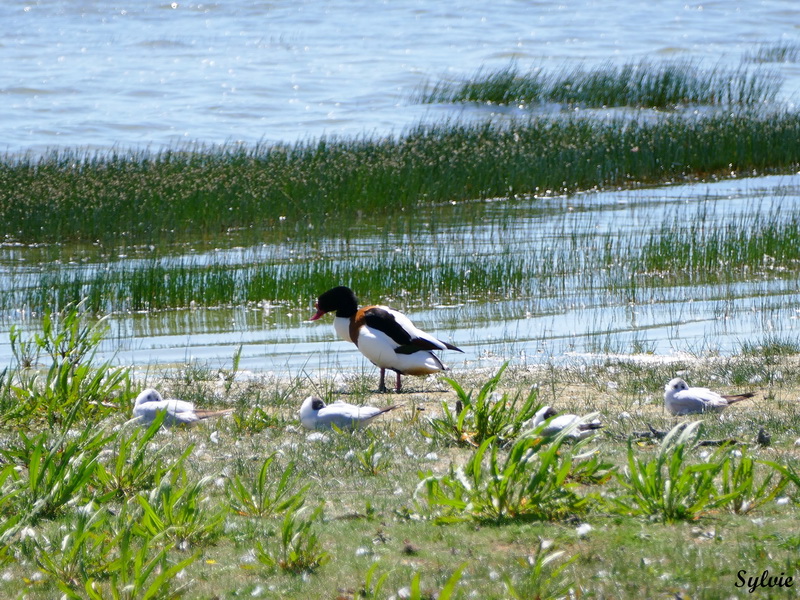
4 1 800 153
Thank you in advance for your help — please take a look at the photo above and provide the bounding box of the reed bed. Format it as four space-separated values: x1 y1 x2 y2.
418 61 780 108
2 111 800 246
638 212 800 277
3 201 798 316
746 41 800 63
0 251 535 314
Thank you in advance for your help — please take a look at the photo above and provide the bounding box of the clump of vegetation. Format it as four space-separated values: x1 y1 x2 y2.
36 510 198 599
719 446 788 514
426 362 539 446
612 421 786 522
419 61 779 108
225 453 309 518
761 460 800 504
133 471 227 549
503 543 576 600
0 422 111 525
93 414 188 501
746 41 800 63
1 303 131 427
254 504 330 574
419 422 611 522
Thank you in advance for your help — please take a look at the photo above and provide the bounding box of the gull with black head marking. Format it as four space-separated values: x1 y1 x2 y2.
309 286 463 392
529 405 604 440
132 388 234 427
299 395 399 431
664 377 755 416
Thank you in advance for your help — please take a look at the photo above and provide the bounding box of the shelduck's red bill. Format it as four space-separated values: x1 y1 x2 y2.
309 306 327 321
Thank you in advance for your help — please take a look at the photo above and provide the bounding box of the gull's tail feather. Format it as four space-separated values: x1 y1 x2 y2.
579 422 604 432
721 392 755 404
193 408 236 420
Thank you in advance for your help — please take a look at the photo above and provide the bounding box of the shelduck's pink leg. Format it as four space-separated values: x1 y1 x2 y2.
378 368 388 393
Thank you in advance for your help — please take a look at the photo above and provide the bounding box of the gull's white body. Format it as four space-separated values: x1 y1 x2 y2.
530 406 603 440
132 388 233 427
299 395 398 431
664 378 754 416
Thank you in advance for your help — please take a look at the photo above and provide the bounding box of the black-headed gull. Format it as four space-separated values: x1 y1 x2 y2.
664 378 754 416
132 388 234 427
309 286 463 392
299 395 399 431
529 406 603 440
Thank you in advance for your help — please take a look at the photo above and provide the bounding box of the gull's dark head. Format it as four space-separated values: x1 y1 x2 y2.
542 406 559 420
533 405 559 426
666 377 689 394
135 388 163 406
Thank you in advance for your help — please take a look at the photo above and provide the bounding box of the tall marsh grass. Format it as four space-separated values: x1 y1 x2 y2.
746 41 800 63
2 111 800 246
2 199 799 315
0 249 534 313
419 61 780 108
638 211 800 277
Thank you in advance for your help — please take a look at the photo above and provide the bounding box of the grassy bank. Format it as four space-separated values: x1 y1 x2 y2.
1 309 799 598
2 111 800 246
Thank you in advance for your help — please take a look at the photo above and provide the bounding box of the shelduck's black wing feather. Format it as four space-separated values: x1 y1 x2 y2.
363 306 462 355
363 307 414 346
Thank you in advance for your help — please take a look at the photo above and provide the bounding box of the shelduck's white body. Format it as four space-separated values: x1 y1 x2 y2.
311 286 462 392
333 313 448 376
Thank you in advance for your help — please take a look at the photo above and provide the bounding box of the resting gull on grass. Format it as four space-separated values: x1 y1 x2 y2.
299 395 399 431
664 377 754 416
131 388 234 427
528 405 603 440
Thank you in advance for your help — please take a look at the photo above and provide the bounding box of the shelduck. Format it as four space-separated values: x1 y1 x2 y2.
309 286 463 392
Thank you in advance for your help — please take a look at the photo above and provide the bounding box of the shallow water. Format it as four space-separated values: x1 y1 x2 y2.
117 173 800 377
2 173 799 380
